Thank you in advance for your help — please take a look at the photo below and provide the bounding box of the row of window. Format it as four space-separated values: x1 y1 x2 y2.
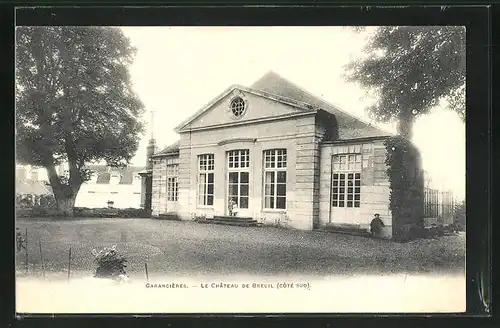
197 149 287 210
162 151 363 210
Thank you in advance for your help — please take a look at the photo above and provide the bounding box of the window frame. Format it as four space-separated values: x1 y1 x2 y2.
197 154 215 207
331 154 362 208
227 149 250 209
263 149 287 211
166 164 179 202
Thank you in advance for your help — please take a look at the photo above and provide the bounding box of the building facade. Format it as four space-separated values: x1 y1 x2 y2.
148 72 399 236
75 165 144 209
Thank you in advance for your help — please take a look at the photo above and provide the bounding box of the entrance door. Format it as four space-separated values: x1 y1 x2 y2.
226 149 250 217
330 154 362 224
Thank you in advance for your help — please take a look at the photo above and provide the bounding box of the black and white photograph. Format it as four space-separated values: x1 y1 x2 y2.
15 24 466 313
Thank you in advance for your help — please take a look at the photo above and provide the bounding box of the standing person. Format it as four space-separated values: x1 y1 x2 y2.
370 213 385 237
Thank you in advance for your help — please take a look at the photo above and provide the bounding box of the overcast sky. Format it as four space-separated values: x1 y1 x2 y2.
119 26 465 199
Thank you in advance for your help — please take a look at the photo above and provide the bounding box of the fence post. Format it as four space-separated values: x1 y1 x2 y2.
39 240 45 277
67 247 72 282
25 228 28 273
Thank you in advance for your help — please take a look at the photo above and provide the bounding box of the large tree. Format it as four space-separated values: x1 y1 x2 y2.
16 27 144 216
345 26 465 139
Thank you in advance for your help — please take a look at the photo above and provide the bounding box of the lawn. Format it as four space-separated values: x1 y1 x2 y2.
15 217 465 278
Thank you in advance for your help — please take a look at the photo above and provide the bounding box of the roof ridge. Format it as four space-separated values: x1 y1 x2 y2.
266 71 382 129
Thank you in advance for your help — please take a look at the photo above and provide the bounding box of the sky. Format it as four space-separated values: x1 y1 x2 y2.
119 26 465 199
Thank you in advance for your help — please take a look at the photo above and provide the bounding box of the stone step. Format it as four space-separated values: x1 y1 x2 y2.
156 213 182 221
198 219 259 227
213 215 256 222
317 226 371 237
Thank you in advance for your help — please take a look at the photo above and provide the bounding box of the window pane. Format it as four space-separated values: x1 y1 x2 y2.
348 173 353 179
229 172 238 183
354 194 360 200
240 184 249 196
199 173 206 185
347 201 353 207
355 173 361 179
332 187 338 193
332 200 338 207
265 171 275 184
277 171 286 183
333 180 338 186
339 194 345 200
264 183 274 197
228 184 238 196
354 201 360 207
207 183 214 195
277 197 286 209
277 183 286 196
348 187 353 193
355 187 360 193
333 173 338 179
339 156 345 163
265 196 274 208
339 201 344 207
207 195 214 205
240 172 249 183
208 173 214 183
348 155 355 163
340 180 345 186
355 180 361 186
240 197 249 209
347 194 353 200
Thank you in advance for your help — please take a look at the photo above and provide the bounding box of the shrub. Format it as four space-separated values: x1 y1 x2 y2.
117 208 152 218
91 245 128 279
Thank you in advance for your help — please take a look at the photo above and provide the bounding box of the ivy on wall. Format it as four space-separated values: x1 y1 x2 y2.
384 136 425 242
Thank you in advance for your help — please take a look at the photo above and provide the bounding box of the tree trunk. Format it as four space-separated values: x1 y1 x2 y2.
44 163 82 218
397 114 414 140
54 193 77 217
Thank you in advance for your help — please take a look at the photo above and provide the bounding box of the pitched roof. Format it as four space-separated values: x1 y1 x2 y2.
85 165 145 184
152 140 180 157
250 71 391 139
174 71 392 139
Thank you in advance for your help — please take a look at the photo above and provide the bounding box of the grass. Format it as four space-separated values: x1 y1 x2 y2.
15 217 465 278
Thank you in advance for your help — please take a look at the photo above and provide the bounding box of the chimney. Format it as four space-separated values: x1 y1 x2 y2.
146 110 156 170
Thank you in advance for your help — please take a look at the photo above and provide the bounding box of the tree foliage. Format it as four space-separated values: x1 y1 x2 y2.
16 26 144 216
345 26 465 139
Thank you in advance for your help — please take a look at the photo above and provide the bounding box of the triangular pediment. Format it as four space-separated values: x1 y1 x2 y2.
175 86 316 132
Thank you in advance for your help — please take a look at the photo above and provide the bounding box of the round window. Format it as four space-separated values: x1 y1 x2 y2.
230 97 246 117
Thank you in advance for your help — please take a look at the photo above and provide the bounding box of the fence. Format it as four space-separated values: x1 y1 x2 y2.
424 187 455 226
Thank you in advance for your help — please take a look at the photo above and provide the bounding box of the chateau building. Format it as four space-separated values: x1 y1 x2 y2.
143 71 402 237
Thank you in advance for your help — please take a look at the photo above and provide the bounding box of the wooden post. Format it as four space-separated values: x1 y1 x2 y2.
39 240 45 277
144 262 149 282
25 228 28 273
67 247 72 282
